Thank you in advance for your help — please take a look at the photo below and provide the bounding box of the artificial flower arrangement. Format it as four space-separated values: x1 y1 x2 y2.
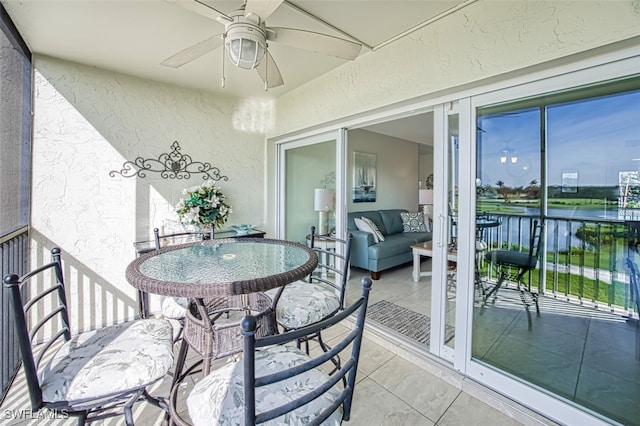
175 180 232 230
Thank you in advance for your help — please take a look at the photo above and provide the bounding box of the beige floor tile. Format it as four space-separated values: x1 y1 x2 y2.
437 392 523 426
369 356 461 422
348 377 435 426
355 337 396 377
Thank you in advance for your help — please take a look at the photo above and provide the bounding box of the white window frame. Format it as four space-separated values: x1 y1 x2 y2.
462 52 640 426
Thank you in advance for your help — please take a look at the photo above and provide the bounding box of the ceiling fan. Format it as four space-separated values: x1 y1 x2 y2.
162 0 363 89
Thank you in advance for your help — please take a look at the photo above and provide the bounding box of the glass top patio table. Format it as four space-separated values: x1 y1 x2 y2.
125 238 318 298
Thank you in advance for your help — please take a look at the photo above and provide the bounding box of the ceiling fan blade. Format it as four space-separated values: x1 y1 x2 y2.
256 51 284 88
161 34 224 68
166 0 232 23
244 0 284 21
267 27 362 60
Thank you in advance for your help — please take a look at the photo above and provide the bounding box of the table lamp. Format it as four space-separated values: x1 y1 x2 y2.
419 189 434 231
314 188 334 235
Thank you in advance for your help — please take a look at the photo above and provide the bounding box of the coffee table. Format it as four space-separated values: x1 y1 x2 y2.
411 241 458 282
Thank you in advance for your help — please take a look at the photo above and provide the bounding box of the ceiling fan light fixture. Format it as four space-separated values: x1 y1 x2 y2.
225 24 266 70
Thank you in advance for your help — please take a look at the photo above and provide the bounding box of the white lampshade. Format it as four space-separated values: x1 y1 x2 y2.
419 189 433 205
314 188 334 212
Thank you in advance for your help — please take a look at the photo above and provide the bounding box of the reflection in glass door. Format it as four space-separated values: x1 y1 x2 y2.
283 140 337 244
277 130 346 246
471 77 640 425
444 113 459 353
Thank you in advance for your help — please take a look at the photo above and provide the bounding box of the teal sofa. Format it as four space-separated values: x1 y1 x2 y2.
347 209 432 280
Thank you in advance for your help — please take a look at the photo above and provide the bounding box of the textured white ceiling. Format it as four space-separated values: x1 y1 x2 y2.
2 0 467 99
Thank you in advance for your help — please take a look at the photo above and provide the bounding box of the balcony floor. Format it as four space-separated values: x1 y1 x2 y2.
7 261 612 425
344 261 640 426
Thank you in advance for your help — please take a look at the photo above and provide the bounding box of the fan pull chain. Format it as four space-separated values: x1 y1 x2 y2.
221 35 226 88
264 48 268 91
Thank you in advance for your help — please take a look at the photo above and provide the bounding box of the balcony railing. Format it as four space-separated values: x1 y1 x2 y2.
479 213 635 316
1 226 29 400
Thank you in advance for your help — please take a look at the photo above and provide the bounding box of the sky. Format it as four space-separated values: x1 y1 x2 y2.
477 89 640 189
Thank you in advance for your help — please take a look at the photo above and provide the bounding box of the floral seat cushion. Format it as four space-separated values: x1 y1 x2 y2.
187 344 343 426
266 280 340 329
161 296 189 319
40 318 174 403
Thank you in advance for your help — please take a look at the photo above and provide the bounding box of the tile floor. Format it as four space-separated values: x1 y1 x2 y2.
472 291 640 426
2 260 575 426
345 260 640 426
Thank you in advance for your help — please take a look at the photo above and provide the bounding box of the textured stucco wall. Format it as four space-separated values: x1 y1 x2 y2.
272 0 640 136
266 0 640 242
31 57 265 326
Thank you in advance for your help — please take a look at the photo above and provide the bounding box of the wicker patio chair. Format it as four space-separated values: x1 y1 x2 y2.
170 277 372 426
3 247 174 425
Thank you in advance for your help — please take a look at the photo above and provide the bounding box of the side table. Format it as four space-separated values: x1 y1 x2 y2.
307 234 336 278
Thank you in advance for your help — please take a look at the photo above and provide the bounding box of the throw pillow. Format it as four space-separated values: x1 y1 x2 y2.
401 211 428 233
360 216 385 242
354 218 380 243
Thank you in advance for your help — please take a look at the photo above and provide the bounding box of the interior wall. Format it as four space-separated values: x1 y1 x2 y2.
347 129 420 213
31 56 265 326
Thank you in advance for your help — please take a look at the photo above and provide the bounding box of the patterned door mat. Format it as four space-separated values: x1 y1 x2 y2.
366 300 455 345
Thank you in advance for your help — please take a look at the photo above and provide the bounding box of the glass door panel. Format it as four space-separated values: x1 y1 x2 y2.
284 140 337 244
432 105 460 362
471 78 640 425
444 113 459 352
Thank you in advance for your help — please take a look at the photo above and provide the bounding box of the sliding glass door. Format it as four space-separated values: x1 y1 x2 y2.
433 100 473 363
277 130 347 243
468 72 640 424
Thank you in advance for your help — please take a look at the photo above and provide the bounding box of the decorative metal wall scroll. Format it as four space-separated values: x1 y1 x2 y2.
109 141 229 181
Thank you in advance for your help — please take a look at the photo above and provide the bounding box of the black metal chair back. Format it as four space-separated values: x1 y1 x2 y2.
626 258 640 322
307 226 353 310
4 248 174 425
482 219 544 328
3 248 70 411
153 227 213 249
243 277 372 425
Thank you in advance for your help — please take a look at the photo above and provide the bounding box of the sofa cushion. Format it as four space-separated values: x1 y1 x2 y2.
401 211 428 233
360 217 385 241
378 209 407 235
354 218 380 243
348 211 384 233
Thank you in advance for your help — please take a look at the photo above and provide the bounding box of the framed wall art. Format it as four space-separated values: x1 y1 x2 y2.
353 152 377 203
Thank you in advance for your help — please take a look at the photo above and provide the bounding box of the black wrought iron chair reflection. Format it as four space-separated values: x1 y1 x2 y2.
169 277 372 426
626 220 640 325
482 219 544 328
3 247 174 425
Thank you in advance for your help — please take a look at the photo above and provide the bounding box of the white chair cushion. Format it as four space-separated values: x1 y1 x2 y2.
40 318 174 403
187 344 342 426
269 280 340 329
161 296 189 319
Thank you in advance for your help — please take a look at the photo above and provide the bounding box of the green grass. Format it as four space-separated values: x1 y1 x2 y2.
477 198 616 212
478 264 631 309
